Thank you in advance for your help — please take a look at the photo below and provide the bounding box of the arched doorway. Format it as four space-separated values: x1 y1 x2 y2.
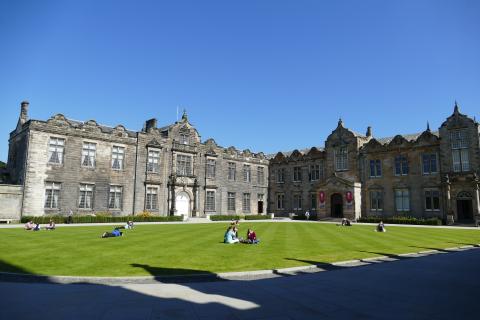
456 191 473 221
331 193 343 218
175 192 190 217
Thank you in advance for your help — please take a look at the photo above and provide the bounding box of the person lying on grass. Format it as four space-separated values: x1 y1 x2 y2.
101 228 123 238
224 226 239 244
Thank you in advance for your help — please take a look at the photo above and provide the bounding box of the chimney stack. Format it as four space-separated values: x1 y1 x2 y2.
366 126 372 137
145 118 157 132
18 101 29 127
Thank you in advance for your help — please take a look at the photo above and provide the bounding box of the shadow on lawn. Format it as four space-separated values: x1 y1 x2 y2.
130 263 225 283
1 248 480 320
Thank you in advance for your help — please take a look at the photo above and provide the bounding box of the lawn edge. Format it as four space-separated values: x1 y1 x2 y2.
1 245 478 285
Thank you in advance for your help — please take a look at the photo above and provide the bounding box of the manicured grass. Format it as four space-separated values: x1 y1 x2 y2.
0 222 479 277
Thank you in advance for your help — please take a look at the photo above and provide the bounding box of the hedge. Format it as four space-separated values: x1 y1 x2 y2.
244 215 271 220
357 216 442 226
209 214 272 221
292 213 317 220
209 215 243 221
21 215 183 224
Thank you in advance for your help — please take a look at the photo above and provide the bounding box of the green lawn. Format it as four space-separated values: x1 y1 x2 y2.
0 222 479 277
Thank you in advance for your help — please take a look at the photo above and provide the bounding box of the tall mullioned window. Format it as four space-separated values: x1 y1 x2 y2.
206 191 215 211
370 190 383 211
147 149 160 173
451 130 470 172
206 159 216 179
257 167 265 185
228 162 236 180
293 167 302 182
48 138 65 164
227 192 236 211
310 164 320 181
44 182 61 209
108 186 123 209
395 189 410 211
277 168 285 183
243 193 251 213
176 154 192 176
369 160 382 178
146 187 158 210
243 165 251 182
112 146 125 170
310 193 317 209
293 194 302 210
422 154 437 175
82 142 96 168
335 147 348 171
79 184 94 209
394 155 408 176
425 189 440 211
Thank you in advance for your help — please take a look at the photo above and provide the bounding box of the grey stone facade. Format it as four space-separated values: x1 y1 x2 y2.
5 101 479 223
6 102 268 217
268 104 480 223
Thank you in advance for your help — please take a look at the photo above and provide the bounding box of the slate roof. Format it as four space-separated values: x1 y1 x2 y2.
376 131 439 144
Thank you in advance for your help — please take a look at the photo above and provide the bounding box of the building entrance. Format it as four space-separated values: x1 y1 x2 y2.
331 193 343 218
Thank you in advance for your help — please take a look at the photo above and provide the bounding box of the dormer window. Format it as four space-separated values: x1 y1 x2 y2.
180 133 189 145
334 146 348 171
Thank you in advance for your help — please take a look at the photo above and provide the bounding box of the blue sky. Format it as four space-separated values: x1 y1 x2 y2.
1 0 479 162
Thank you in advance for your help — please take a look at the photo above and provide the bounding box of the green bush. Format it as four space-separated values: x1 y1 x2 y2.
21 215 183 224
292 213 317 220
244 215 271 220
209 215 244 221
358 216 442 226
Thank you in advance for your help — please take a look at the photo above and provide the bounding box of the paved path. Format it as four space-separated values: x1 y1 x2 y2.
1 248 479 320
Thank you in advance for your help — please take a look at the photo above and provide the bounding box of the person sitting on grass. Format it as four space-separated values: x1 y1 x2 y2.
45 219 56 230
376 221 386 232
224 226 239 244
33 223 41 231
24 220 34 230
125 220 134 229
246 228 260 244
101 228 123 238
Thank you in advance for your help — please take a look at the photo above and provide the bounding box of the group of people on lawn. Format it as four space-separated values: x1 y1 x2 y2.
224 220 260 244
24 219 56 231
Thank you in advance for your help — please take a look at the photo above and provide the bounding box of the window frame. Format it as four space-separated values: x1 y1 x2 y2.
108 185 123 210
48 137 65 165
111 146 125 171
81 142 97 168
227 192 236 211
44 182 61 209
78 183 94 209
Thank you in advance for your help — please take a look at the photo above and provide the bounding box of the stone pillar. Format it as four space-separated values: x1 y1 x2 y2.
474 183 480 215
192 179 199 216
169 174 176 216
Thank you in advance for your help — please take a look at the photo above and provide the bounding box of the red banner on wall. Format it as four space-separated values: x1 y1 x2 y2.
319 191 325 203
346 191 353 203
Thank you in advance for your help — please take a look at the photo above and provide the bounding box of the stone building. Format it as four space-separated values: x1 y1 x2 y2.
6 102 269 217
4 101 479 223
268 104 480 223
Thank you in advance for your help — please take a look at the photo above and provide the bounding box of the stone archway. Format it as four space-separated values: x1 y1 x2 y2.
331 193 343 218
175 191 190 217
